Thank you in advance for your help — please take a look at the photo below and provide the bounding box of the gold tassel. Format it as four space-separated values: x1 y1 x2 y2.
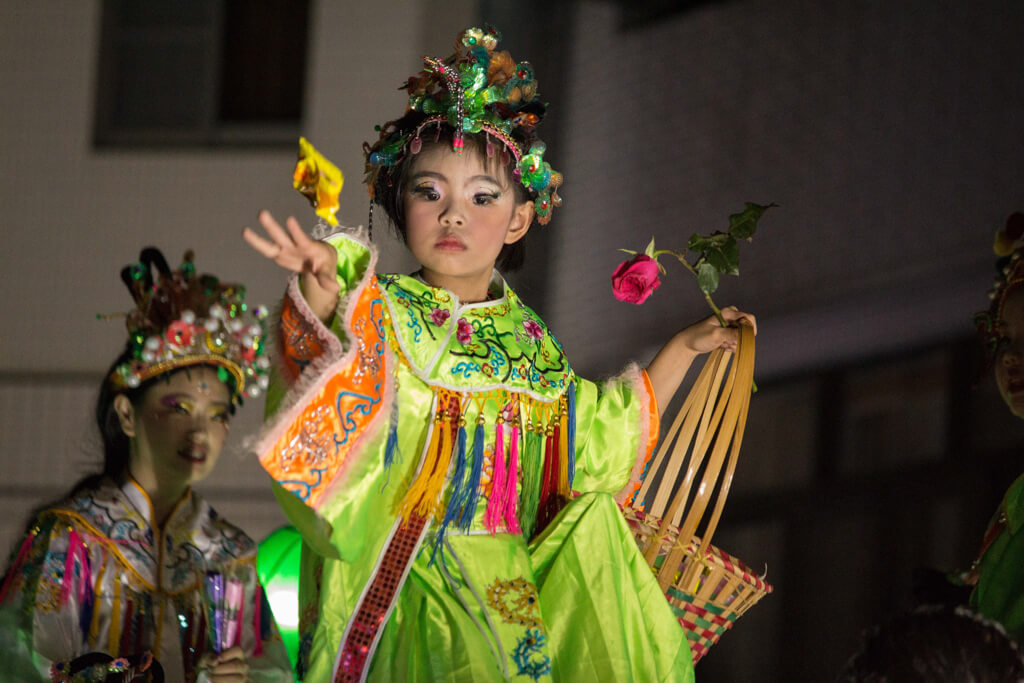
88 556 107 647
429 407 456 521
107 574 121 654
558 398 570 498
399 390 459 522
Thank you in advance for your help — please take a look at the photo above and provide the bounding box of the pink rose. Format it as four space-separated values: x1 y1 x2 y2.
611 254 662 304
429 308 451 326
456 318 473 344
523 319 544 340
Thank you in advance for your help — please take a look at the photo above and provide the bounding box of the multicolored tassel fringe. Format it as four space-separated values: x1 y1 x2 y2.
399 390 460 522
397 385 578 544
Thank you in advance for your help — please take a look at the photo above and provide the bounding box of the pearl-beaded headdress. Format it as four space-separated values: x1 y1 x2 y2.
107 248 270 402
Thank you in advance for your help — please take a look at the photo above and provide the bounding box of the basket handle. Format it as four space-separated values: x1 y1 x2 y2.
650 323 755 588
639 349 728 514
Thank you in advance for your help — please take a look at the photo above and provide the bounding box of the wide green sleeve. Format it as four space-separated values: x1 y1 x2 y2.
571 362 658 499
264 231 372 417
257 228 396 563
971 473 1024 642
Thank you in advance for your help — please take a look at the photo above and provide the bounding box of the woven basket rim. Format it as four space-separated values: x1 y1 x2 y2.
623 504 774 593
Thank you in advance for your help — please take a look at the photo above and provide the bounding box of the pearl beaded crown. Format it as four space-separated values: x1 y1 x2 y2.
108 248 270 402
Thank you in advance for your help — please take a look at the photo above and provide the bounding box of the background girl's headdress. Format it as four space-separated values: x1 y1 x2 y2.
107 247 270 402
975 212 1024 361
363 26 563 225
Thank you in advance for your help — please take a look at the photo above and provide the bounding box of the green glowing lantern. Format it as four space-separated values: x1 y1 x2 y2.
257 525 302 671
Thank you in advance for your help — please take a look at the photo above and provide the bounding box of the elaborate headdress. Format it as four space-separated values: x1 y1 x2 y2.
363 26 563 225
107 248 270 402
975 212 1024 361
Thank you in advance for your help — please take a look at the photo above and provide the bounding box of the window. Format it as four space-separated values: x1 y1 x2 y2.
94 0 309 147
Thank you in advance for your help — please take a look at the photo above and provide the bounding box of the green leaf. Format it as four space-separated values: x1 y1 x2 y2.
705 246 729 273
618 248 637 256
709 232 731 247
728 202 777 240
721 235 739 275
696 262 720 293
644 237 657 257
688 233 713 252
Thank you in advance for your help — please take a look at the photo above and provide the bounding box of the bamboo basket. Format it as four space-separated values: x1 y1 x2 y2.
622 322 772 663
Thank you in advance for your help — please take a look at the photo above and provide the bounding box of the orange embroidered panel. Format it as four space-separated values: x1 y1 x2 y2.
262 278 388 509
278 289 329 383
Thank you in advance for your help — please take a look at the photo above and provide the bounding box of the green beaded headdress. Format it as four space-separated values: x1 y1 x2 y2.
975 212 1024 362
108 248 270 403
363 26 563 225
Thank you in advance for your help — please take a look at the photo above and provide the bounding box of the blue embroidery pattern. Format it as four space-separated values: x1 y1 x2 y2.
378 274 571 395
512 628 552 680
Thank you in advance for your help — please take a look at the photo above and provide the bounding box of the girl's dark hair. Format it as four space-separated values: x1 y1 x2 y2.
88 347 146 491
372 112 537 272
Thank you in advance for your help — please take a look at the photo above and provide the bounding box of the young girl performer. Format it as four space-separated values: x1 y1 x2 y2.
244 27 754 682
969 212 1024 643
0 249 293 682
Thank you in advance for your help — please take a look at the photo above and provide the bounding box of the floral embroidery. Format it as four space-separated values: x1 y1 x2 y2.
523 319 544 341
512 628 552 680
378 274 572 395
456 318 473 344
429 308 450 327
486 577 543 628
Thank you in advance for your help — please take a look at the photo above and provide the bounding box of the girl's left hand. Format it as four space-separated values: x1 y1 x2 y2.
198 646 249 682
677 306 757 355
646 306 757 417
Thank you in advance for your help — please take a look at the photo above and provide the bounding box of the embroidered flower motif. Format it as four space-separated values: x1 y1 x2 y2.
523 319 544 341
456 318 474 344
611 254 662 305
429 308 451 327
512 628 552 681
487 577 544 628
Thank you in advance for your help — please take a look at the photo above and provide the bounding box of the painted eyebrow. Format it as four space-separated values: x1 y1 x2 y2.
159 394 230 409
409 171 503 186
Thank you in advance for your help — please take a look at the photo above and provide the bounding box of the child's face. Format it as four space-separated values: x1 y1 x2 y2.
119 365 232 492
996 287 1024 418
403 143 532 294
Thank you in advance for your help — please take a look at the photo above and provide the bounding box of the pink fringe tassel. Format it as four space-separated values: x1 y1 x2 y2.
503 425 522 534
0 532 35 602
60 529 90 607
484 421 506 533
252 582 264 657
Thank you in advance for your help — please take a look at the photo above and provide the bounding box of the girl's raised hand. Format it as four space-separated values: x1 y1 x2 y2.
678 306 757 355
243 210 340 322
646 306 756 417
